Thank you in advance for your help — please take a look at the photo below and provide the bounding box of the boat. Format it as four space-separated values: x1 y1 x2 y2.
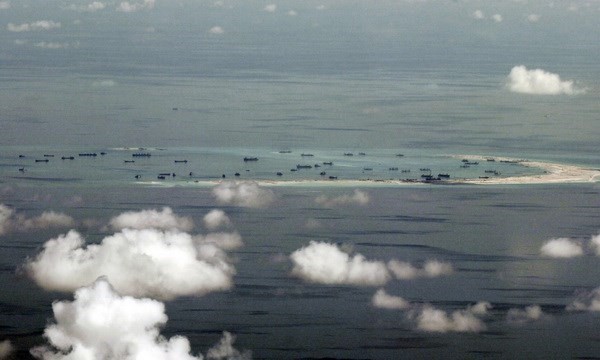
300 153 314 157
174 160 188 163
322 162 333 166
157 175 166 180
43 154 54 157
35 159 49 163
79 153 97 157
243 157 258 162
389 167 399 171
279 150 292 154
132 153 151 157
320 171 326 176
234 173 240 177
358 152 366 156
438 173 450 178
276 172 283 176
135 175 141 179
61 156 75 160
343 153 353 156
296 164 312 169
329 176 337 179
124 160 135 163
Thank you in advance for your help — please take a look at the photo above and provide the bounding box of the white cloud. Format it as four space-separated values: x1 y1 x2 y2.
372 289 410 310
0 340 14 360
0 1 10 10
506 305 544 324
527 13 541 22
209 26 225 35
566 287 600 312
290 241 390 286
410 304 487 333
205 331 251 360
212 181 276 208
117 0 155 12
315 189 370 207
468 301 492 316
108 207 194 232
540 237 584 258
589 233 600 255
287 10 297 16
34 42 70 49
472 9 485 19
7 20 61 32
0 205 75 235
491 14 503 22
92 79 116 87
29 278 250 360
507 65 584 95
264 4 277 13
203 209 231 230
25 228 236 300
69 1 106 12
387 259 453 280
194 231 243 251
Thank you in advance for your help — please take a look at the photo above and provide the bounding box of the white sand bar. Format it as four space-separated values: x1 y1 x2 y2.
451 155 600 185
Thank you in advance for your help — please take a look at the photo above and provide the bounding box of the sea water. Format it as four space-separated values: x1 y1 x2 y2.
1 1 600 358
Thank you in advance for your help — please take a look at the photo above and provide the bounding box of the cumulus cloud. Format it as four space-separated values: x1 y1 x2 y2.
0 205 75 235
92 79 116 87
387 259 453 280
213 181 276 208
472 9 485 19
0 340 14 360
34 42 71 49
315 189 370 207
203 209 231 230
507 65 584 95
7 20 61 32
527 13 541 22
372 289 410 310
540 237 584 258
506 305 544 324
209 26 224 35
290 241 390 286
566 287 600 312
491 14 503 22
410 304 487 333
117 0 155 12
263 4 277 13
68 1 106 12
29 278 250 360
108 207 194 232
589 233 600 255
194 232 243 251
25 228 236 300
287 10 297 16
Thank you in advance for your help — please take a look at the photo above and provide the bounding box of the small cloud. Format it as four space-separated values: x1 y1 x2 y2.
540 237 584 258
315 189 370 207
28 278 250 360
92 79 116 87
69 1 106 12
203 209 231 230
14 39 27 45
34 42 71 49
194 231 243 250
117 0 155 12
287 10 297 16
0 340 13 359
0 204 75 235
372 289 410 310
507 65 584 95
212 181 276 208
506 305 544 324
7 20 61 32
263 4 277 13
0 1 10 10
566 287 600 312
491 14 503 22
590 233 600 256
472 9 485 19
290 241 390 286
410 304 487 333
108 207 194 232
209 26 225 35
387 259 453 280
527 13 541 22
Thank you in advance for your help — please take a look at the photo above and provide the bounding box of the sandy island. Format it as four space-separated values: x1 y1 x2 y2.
141 156 600 187
450 155 600 185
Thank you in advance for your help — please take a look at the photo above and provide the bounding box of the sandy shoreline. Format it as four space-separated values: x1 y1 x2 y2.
141 156 600 188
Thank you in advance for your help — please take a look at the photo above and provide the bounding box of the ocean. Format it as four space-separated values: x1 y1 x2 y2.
0 1 599 359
